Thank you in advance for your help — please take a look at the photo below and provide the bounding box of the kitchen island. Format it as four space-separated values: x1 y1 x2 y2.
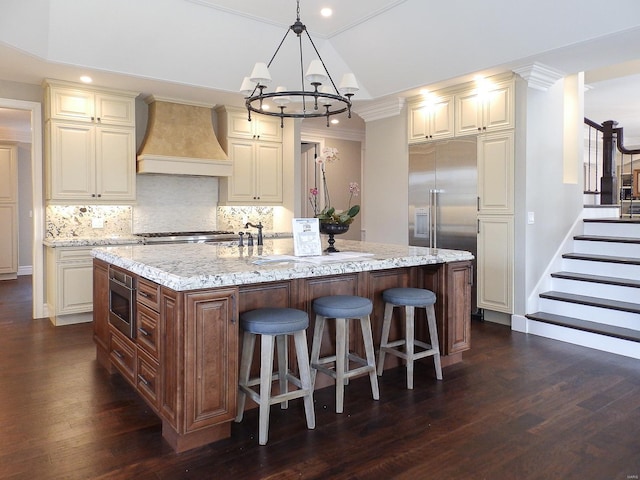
92 238 473 452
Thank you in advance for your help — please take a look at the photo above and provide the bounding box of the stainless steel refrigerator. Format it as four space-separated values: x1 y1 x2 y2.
408 138 478 313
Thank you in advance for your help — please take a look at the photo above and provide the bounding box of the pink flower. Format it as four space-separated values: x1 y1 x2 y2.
310 187 318 196
349 182 360 196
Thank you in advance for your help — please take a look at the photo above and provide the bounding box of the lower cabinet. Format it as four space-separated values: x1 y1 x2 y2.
477 215 514 313
47 246 94 325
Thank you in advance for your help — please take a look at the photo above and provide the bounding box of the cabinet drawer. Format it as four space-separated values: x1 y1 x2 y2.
57 247 92 262
136 349 160 409
136 303 159 360
137 277 160 311
110 327 136 382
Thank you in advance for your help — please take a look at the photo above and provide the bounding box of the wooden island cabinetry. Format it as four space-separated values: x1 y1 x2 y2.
92 240 473 452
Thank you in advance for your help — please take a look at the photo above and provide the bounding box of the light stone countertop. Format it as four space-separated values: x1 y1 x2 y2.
91 238 473 291
44 236 144 248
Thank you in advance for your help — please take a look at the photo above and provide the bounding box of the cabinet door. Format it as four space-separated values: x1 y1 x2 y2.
478 131 514 214
93 259 110 357
0 144 17 202
455 90 482 136
408 102 429 143
58 261 94 315
477 215 514 314
483 81 513 132
226 140 256 202
254 116 282 142
445 261 472 354
254 142 283 203
48 87 95 122
94 93 135 126
95 126 136 200
184 289 238 432
0 205 17 276
48 122 96 200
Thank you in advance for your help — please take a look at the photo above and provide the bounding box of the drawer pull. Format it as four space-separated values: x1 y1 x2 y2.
138 327 151 337
139 291 150 298
113 350 124 359
138 374 151 387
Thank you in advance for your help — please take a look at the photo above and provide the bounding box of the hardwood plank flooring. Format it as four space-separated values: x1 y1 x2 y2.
1 276 639 479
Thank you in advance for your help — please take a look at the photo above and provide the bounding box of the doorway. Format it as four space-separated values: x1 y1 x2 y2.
0 99 44 319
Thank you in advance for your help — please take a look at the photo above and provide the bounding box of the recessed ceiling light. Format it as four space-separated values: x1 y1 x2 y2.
80 75 92 83
331 118 339 125
321 7 332 17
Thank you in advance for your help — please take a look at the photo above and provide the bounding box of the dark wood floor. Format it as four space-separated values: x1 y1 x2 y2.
1 276 639 480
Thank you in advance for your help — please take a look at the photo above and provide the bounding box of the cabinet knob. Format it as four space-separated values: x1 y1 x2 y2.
97 117 101 123
91 194 96 197
97 194 102 198
91 116 95 121
477 127 482 132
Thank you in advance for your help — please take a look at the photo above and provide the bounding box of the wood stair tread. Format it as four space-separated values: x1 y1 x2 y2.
525 311 640 343
539 290 640 314
562 252 640 266
573 235 640 244
551 271 640 288
583 218 640 224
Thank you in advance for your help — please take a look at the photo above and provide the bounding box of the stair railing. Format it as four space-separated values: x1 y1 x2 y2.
584 118 639 218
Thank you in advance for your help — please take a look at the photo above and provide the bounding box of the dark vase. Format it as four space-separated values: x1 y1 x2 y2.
319 223 350 252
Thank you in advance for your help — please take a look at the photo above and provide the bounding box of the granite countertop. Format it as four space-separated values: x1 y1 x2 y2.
44 236 144 247
91 238 473 291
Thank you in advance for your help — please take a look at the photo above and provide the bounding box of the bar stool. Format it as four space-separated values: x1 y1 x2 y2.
235 307 315 445
310 295 379 413
377 287 442 389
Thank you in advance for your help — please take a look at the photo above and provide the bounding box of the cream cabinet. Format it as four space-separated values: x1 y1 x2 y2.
44 81 137 202
216 106 283 205
455 79 513 136
0 144 17 280
477 215 514 314
221 107 282 143
46 246 94 325
477 130 514 214
408 95 454 143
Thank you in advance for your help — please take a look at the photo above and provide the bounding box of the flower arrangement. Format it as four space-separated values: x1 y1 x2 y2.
309 147 360 225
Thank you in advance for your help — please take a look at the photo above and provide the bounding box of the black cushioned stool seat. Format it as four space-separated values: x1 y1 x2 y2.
377 288 442 389
235 307 315 445
310 295 379 413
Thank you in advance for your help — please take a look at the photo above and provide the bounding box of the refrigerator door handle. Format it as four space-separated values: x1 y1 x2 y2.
432 189 439 248
428 189 434 248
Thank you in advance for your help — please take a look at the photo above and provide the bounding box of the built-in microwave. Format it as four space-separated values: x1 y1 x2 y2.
109 267 136 339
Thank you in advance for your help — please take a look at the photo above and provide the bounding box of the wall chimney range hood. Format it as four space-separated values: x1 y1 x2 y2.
137 96 232 177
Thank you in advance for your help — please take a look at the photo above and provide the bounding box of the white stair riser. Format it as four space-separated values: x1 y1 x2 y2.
573 240 640 258
551 277 640 303
582 206 617 218
525 320 640 360
538 297 640 330
583 222 640 238
561 258 640 280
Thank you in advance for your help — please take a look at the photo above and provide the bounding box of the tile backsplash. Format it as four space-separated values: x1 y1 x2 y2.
133 175 219 233
46 205 132 239
217 206 274 232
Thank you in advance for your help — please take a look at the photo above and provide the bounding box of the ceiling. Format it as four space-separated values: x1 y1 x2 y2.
1 0 640 143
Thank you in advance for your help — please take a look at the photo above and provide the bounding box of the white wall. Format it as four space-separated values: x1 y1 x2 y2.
17 143 33 270
522 76 584 314
362 113 408 245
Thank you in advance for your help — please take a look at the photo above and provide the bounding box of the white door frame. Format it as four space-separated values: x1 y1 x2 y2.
0 98 45 319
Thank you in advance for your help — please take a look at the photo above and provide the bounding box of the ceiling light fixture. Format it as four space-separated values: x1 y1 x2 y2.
240 0 358 128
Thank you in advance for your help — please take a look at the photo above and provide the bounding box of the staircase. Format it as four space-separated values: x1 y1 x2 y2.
525 215 640 359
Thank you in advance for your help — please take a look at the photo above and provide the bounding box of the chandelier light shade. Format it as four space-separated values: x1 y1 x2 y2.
240 0 359 127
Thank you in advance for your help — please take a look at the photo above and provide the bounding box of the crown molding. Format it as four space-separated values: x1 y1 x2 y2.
513 63 565 91
301 126 364 143
354 97 405 122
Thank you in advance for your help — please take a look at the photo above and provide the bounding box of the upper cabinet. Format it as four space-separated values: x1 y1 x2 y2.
44 81 137 202
47 86 136 126
221 107 282 143
408 95 454 144
477 130 514 214
455 78 514 136
216 106 283 205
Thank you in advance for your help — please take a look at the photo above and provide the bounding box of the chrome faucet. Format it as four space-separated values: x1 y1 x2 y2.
245 222 263 246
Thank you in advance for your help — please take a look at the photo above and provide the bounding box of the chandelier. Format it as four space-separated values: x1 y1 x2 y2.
240 0 359 128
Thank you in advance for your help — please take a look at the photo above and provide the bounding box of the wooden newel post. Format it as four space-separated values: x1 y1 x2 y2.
600 120 618 205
